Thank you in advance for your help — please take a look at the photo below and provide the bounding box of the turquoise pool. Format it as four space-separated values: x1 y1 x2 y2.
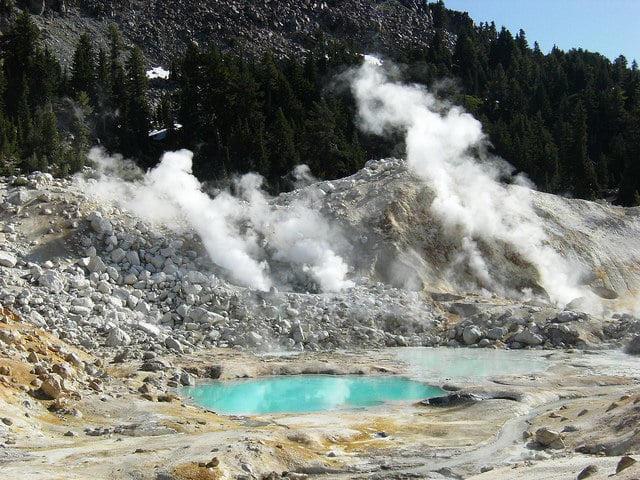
182 375 444 415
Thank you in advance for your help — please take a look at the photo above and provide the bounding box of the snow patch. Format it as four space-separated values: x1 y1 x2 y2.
146 66 170 80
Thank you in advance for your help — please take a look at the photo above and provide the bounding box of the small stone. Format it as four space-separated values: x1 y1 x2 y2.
284 473 308 480
616 455 637 473
462 325 482 345
0 365 12 376
512 329 544 346
89 212 112 234
63 430 77 437
556 311 577 323
157 393 178 402
205 457 220 468
186 271 208 284
179 371 194 386
577 464 597 479
40 375 65 400
138 322 161 338
65 353 84 369
88 380 103 392
291 323 305 343
1 417 13 426
534 427 565 449
165 337 183 353
606 402 619 412
52 363 74 380
38 272 65 293
138 383 156 395
110 248 126 263
0 329 21 344
625 335 640 355
105 327 131 347
87 256 106 274
141 359 172 372
0 251 18 268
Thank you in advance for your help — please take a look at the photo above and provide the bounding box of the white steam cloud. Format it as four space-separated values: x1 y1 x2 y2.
351 58 585 305
77 148 354 293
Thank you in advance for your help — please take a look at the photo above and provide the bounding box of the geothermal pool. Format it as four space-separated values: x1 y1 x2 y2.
394 347 548 381
183 348 549 415
182 375 444 415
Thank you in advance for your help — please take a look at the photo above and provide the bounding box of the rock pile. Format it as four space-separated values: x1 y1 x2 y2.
0 172 448 358
1 165 639 364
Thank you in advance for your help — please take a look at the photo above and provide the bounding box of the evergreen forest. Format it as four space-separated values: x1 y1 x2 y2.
1 3 639 204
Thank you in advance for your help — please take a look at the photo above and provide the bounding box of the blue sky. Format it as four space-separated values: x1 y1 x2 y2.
442 0 640 64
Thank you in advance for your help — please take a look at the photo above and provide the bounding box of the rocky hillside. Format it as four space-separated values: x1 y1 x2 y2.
18 0 465 66
1 159 639 358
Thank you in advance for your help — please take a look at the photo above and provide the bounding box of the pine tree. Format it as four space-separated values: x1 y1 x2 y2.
71 33 96 100
268 108 299 179
1 9 39 118
122 45 150 154
570 100 599 198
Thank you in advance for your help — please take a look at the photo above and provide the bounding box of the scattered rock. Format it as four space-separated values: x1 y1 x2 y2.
462 325 482 345
105 327 131 348
534 427 565 449
616 456 637 473
141 359 172 372
165 337 184 353
625 335 640 355
512 329 544 346
40 374 65 400
577 464 597 479
38 272 65 293
0 251 18 268
421 392 482 407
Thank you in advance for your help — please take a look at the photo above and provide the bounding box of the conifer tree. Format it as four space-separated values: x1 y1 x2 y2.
122 45 150 153
1 9 39 118
71 33 96 100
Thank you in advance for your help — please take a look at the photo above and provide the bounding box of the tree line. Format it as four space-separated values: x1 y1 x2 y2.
419 1 640 204
1 2 639 204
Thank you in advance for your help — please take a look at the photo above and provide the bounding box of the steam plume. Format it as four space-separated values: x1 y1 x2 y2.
76 149 353 293
351 57 585 305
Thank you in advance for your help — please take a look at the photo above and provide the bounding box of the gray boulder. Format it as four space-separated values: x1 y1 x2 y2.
40 374 65 400
38 272 65 293
625 335 640 355
88 212 113 234
512 329 544 346
105 327 131 347
165 337 184 353
462 325 483 345
86 256 106 274
534 427 565 449
110 248 126 263
0 251 17 268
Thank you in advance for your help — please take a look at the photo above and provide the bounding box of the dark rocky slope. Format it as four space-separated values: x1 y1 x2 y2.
15 0 469 66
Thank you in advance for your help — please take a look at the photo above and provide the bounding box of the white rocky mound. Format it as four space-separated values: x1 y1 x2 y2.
0 159 638 359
